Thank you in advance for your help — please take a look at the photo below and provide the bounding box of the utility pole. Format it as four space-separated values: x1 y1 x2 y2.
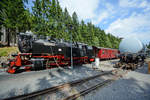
69 24 73 68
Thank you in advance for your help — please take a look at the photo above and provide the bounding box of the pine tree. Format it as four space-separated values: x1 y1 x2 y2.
72 12 79 41
147 42 150 49
0 0 30 46
62 8 73 40
80 20 88 43
0 0 121 48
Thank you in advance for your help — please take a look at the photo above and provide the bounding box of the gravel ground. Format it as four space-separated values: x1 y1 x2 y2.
99 59 118 71
0 60 117 99
0 56 9 68
83 64 150 100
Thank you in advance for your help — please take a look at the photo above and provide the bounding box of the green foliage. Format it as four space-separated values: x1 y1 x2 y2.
0 0 121 48
147 42 150 49
0 0 28 29
0 0 31 46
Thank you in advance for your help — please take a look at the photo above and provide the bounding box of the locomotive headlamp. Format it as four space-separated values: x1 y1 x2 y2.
58 48 62 51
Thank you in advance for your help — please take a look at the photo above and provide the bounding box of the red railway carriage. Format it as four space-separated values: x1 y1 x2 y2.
93 47 119 59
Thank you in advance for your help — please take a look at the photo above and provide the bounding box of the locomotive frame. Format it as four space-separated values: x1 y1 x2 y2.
7 53 95 74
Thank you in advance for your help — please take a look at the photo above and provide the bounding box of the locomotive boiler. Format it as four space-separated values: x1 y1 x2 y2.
18 32 94 58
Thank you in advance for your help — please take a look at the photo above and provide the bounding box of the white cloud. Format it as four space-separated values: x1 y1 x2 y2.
119 0 150 12
92 2 115 25
59 0 99 20
59 0 115 25
92 12 109 24
139 0 150 12
129 33 150 45
119 0 140 8
105 2 114 12
139 1 147 8
106 12 150 44
58 0 150 44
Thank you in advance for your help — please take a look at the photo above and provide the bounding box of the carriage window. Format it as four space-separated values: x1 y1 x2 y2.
106 50 108 54
112 51 114 55
79 45 82 49
87 46 92 50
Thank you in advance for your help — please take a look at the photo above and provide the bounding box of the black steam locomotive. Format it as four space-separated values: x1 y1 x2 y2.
6 32 95 73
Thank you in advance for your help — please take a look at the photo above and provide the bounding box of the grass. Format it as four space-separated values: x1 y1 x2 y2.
0 47 19 57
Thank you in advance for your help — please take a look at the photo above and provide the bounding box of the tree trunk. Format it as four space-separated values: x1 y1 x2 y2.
7 28 10 46
1 26 7 44
15 28 19 46
12 32 16 46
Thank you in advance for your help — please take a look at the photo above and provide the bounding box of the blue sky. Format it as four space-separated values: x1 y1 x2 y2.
27 0 150 44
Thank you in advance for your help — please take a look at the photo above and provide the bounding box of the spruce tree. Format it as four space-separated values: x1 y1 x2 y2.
0 0 30 46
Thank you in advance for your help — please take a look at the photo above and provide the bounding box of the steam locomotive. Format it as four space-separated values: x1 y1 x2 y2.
4 32 119 74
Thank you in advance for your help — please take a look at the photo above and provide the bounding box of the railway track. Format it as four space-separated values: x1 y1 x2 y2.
63 79 114 100
4 69 125 100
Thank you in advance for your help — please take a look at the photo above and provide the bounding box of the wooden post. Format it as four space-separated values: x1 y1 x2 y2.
148 61 150 74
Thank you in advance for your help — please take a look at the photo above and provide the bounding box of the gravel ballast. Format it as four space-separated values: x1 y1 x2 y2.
83 64 150 100
0 59 117 100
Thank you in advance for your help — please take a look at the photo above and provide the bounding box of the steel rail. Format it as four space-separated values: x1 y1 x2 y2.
63 79 114 100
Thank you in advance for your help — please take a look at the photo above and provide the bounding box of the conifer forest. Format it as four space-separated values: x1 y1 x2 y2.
0 0 121 48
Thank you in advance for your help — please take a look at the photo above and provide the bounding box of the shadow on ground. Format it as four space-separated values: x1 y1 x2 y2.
0 84 30 99
135 64 149 74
